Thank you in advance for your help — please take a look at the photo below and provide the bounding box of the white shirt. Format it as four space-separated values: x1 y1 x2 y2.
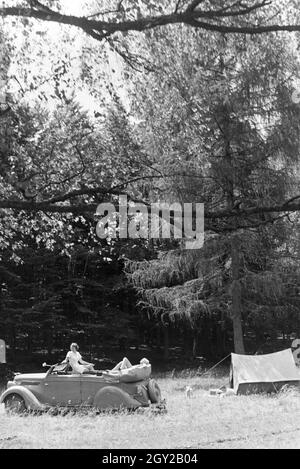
66 350 85 374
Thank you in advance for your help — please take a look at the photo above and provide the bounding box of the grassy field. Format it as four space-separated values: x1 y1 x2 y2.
0 372 300 449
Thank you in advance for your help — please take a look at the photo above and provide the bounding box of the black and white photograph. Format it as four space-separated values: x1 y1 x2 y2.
0 0 300 452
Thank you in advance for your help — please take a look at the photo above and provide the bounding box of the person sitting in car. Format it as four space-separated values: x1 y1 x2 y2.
62 343 95 374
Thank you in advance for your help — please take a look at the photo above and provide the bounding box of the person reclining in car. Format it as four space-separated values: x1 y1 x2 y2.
103 357 150 377
62 342 96 374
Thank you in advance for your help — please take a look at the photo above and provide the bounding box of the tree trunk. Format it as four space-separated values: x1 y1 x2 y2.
10 323 16 365
218 45 246 355
231 236 245 354
163 327 169 360
192 332 198 358
198 321 211 358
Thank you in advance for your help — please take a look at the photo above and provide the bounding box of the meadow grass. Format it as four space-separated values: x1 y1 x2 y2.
0 372 299 449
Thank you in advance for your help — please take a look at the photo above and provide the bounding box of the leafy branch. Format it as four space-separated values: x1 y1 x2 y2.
1 1 300 41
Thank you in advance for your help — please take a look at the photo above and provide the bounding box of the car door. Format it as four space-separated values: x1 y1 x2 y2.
80 375 107 405
41 374 81 406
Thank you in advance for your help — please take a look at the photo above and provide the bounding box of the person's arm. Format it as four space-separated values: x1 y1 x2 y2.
61 352 70 364
80 359 93 365
78 353 93 366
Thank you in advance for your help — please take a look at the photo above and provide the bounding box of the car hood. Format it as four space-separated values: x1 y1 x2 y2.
14 373 47 382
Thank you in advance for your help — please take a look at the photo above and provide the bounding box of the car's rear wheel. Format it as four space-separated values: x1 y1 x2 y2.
4 393 27 414
147 379 161 403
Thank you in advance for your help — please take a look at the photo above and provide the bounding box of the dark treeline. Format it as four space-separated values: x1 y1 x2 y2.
1 236 299 372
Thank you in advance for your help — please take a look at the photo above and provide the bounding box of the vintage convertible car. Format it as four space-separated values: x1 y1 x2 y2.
0 362 164 414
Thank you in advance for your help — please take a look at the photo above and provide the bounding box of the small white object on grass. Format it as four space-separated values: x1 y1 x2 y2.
224 388 236 396
185 385 193 398
209 388 224 396
209 387 236 397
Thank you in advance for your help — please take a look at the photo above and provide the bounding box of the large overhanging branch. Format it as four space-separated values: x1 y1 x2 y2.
0 199 96 214
0 195 299 220
206 198 300 220
1 1 300 40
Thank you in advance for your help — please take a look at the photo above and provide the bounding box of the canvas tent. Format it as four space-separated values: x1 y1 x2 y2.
230 349 300 395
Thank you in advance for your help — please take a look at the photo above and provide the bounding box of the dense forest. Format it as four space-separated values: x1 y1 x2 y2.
0 0 300 372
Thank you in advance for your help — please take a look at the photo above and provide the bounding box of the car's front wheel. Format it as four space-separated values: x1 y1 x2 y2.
4 393 27 414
